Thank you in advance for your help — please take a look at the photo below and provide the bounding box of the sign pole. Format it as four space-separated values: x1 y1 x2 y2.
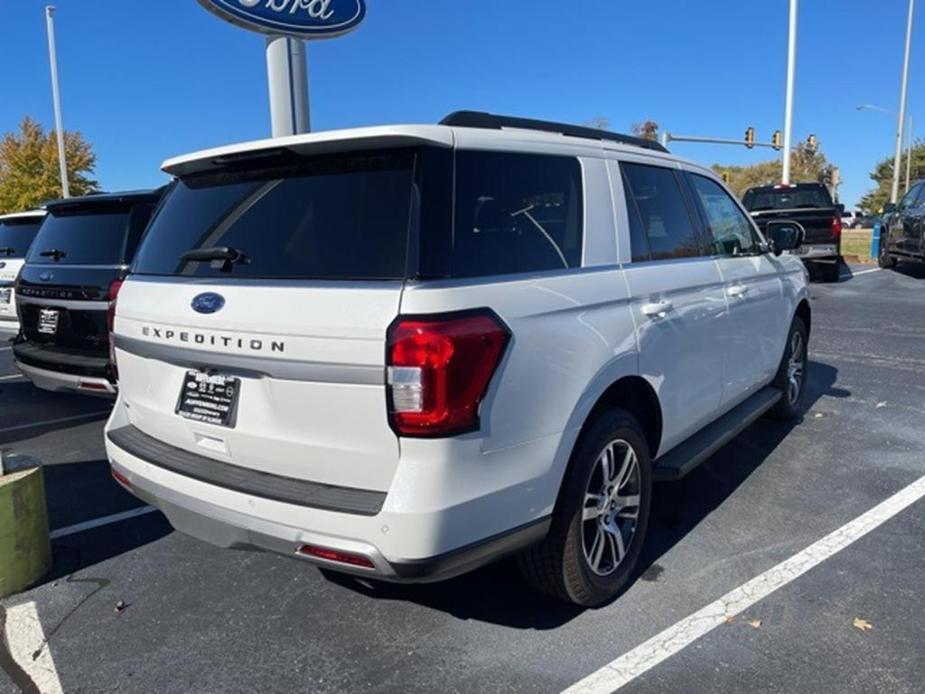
891 0 915 204
44 5 70 198
265 35 311 137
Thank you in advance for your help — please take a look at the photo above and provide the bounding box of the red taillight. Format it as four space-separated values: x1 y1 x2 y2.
297 545 375 569
107 279 124 377
111 467 131 489
386 310 510 437
831 216 842 239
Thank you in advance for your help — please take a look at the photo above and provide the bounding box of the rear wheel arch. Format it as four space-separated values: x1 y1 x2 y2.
795 299 811 338
581 376 663 462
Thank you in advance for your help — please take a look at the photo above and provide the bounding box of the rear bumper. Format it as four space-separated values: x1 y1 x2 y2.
15 361 116 396
789 243 839 261
104 401 557 583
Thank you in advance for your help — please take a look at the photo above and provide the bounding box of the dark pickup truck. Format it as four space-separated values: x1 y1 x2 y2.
742 182 843 282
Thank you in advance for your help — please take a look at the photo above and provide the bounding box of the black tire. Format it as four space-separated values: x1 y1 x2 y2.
766 316 809 421
878 241 897 269
819 260 841 283
518 409 652 607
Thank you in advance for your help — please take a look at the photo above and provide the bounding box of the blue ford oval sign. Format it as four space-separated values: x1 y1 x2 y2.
198 0 366 39
191 293 226 315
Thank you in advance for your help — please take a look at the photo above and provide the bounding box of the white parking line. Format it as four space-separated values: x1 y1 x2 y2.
49 506 158 539
0 411 110 436
562 472 925 694
847 267 881 277
2 601 64 694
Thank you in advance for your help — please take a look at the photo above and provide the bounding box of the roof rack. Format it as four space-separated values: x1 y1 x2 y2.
440 111 669 153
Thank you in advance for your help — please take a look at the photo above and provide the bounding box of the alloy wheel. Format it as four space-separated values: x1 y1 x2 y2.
581 439 641 577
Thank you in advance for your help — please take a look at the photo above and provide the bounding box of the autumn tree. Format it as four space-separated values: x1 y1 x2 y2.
858 141 925 214
631 120 660 142
711 143 838 199
0 117 99 214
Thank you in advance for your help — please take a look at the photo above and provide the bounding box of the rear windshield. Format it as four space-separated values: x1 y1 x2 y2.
27 204 155 265
743 186 832 212
0 219 44 259
133 151 416 280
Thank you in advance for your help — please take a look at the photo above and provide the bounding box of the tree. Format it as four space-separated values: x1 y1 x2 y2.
631 120 660 142
711 143 837 199
858 140 925 214
0 117 99 214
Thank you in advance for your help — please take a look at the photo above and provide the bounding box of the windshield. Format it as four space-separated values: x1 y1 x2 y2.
0 219 44 259
27 204 153 265
743 187 833 212
132 150 416 280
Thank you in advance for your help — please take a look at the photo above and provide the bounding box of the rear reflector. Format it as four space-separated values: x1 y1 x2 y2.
79 381 109 392
111 468 131 488
297 544 375 569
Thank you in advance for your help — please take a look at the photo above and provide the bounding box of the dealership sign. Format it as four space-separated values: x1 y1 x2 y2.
198 0 366 39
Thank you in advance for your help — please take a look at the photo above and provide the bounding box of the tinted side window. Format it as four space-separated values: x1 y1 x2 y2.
621 163 701 260
440 151 583 278
123 203 157 262
900 183 923 209
689 174 758 256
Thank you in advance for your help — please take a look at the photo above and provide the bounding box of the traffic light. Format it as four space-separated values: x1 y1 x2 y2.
772 130 782 150
745 127 756 149
807 134 818 153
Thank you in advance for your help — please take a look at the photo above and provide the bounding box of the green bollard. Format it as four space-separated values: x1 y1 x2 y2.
0 456 52 598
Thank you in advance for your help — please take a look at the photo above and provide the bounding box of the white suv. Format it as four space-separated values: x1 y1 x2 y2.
0 210 46 330
104 112 811 606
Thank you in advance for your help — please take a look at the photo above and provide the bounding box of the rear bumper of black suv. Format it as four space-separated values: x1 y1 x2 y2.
13 340 116 395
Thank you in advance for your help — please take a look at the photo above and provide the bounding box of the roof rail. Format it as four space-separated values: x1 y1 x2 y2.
440 111 669 153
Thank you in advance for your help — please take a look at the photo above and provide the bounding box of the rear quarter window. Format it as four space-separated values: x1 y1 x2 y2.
420 151 583 278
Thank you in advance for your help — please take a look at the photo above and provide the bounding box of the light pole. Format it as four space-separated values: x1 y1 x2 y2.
892 0 915 203
44 6 69 198
857 104 914 194
782 0 799 184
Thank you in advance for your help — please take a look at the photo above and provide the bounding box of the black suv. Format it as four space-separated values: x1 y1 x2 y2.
13 190 163 395
878 180 925 269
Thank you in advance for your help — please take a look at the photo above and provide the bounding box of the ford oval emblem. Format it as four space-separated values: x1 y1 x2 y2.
39 271 53 283
197 0 366 39
191 292 226 315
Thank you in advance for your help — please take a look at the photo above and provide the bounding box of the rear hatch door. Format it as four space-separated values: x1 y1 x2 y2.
114 148 422 492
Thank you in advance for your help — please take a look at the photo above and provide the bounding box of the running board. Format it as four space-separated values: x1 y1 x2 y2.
653 387 783 482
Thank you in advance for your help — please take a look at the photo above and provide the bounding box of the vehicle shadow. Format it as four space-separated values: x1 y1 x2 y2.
0 381 111 446
891 262 925 280
26 459 172 586
322 360 844 629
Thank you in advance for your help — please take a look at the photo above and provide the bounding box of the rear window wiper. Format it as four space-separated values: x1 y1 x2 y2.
0 247 15 257
39 248 67 261
180 246 250 273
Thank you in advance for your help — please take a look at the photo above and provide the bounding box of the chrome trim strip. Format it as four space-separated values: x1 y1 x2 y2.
113 334 384 385
14 295 108 310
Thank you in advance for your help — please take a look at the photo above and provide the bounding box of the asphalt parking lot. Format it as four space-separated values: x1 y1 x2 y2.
2 262 924 694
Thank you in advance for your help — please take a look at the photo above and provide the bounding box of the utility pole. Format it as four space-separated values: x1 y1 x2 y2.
905 116 914 193
45 6 69 198
892 0 915 203
782 0 799 184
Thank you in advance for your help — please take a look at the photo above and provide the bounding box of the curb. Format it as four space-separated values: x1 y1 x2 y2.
0 456 51 599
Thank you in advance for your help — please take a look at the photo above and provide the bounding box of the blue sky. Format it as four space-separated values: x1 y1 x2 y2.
1 0 920 208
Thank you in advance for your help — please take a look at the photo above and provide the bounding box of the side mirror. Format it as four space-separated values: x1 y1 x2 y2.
883 203 897 214
766 220 805 256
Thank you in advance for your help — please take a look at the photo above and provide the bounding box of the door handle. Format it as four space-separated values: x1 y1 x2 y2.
727 285 750 298
641 301 673 319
